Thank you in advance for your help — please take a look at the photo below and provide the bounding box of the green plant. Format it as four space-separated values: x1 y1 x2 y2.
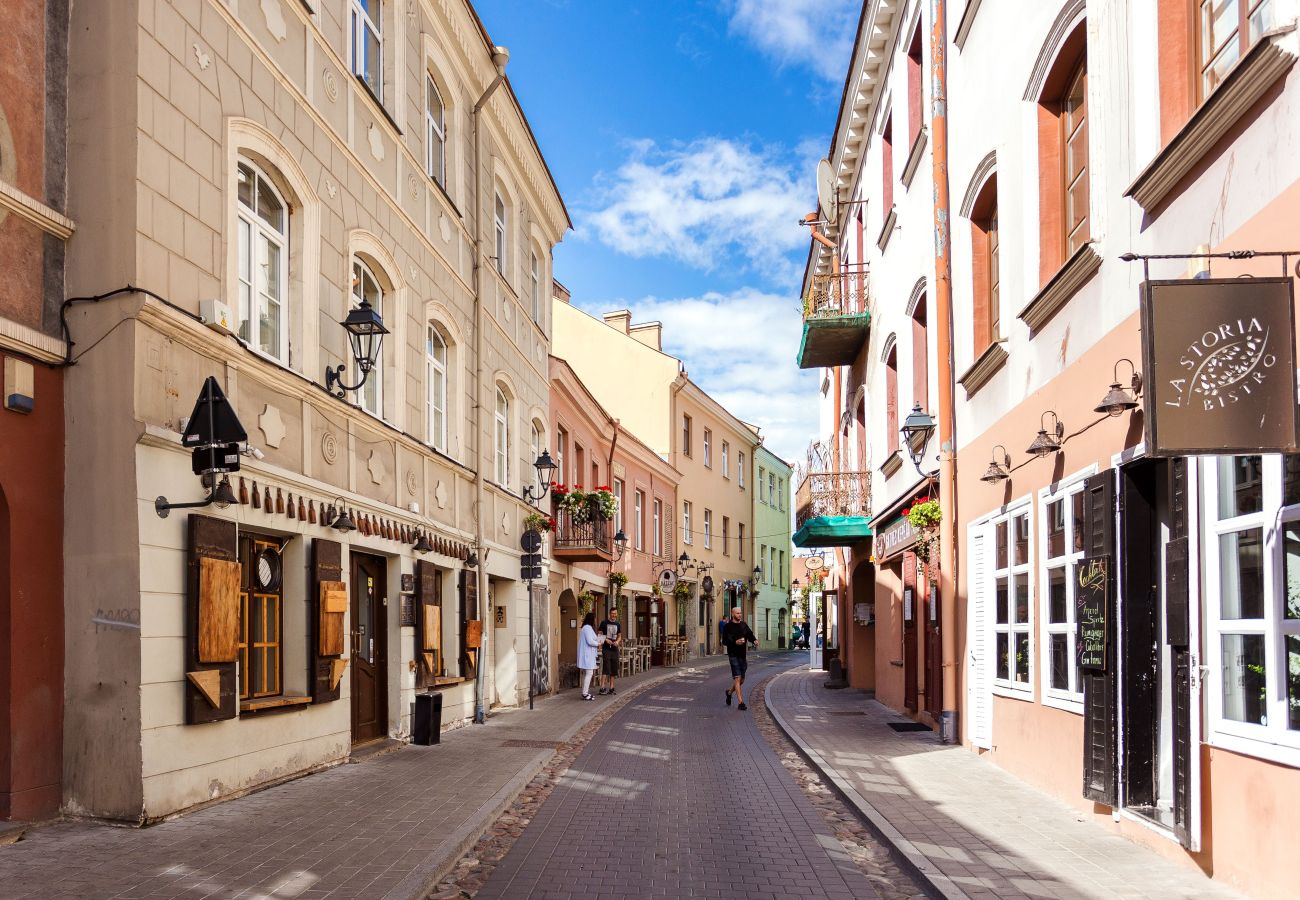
577 590 596 618
905 498 942 565
523 511 554 533
609 571 628 598
673 582 690 600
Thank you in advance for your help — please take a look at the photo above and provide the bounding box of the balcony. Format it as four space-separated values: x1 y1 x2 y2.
796 270 872 369
552 508 614 563
793 469 872 548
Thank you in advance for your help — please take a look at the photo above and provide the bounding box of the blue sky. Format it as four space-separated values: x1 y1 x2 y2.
474 0 859 462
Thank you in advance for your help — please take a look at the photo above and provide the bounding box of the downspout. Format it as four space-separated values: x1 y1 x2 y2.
471 45 510 725
929 0 960 744
606 416 620 601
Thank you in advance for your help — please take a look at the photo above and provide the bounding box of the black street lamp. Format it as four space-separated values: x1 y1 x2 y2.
900 402 937 470
325 297 389 398
522 450 559 508
613 528 629 561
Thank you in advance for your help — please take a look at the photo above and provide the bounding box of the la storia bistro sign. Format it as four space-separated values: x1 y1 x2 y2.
1140 277 1300 456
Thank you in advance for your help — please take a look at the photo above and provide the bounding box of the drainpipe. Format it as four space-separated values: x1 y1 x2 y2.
471 45 510 725
928 0 959 744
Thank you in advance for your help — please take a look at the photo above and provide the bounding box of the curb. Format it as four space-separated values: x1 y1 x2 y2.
389 658 730 900
765 667 970 900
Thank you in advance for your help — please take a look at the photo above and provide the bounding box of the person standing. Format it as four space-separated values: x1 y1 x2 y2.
577 612 601 701
597 606 622 695
721 606 759 711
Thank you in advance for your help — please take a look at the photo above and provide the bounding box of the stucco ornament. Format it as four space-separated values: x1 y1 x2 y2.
406 470 418 497
324 179 337 200
260 0 288 42
367 449 387 485
434 480 448 510
408 173 420 201
192 44 211 70
501 512 511 534
367 124 385 162
438 213 451 243
258 404 286 449
322 69 339 102
320 431 339 465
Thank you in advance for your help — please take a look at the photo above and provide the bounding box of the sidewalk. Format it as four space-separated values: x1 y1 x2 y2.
766 668 1243 900
0 660 723 900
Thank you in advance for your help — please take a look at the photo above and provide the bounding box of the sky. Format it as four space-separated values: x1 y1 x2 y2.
474 0 860 464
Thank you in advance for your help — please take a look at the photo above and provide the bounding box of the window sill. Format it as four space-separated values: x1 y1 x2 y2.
880 449 903 479
240 694 313 715
1041 691 1083 716
1126 28 1296 214
876 206 898 252
1208 727 1300 770
992 683 1035 703
957 341 1008 398
1017 242 1101 334
354 75 403 137
901 127 929 188
427 676 468 689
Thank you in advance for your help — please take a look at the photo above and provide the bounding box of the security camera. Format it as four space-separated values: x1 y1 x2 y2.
241 443 266 461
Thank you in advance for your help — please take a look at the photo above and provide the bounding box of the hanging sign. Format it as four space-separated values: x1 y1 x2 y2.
1076 556 1109 670
876 515 919 561
1140 277 1300 455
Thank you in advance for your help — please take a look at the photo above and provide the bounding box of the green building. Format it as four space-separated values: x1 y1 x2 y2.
752 446 793 650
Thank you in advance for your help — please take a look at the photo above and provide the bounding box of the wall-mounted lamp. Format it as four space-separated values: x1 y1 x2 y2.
677 551 690 572
613 528 629 561
521 450 559 508
413 531 434 554
900 403 937 470
325 297 389 399
155 474 238 518
1026 411 1065 458
326 499 357 532
1094 358 1142 417
980 445 1012 483
466 550 480 569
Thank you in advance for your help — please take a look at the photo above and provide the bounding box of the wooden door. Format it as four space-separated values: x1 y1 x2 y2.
1080 470 1118 807
925 571 942 720
350 553 388 744
903 552 919 711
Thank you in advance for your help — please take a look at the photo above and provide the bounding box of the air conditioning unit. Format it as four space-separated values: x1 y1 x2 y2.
199 298 235 335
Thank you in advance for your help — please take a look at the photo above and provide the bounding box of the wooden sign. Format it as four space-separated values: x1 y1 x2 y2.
400 595 416 626
422 651 436 674
465 619 483 649
197 557 241 663
329 658 347 690
422 603 441 651
319 580 347 656
186 670 222 708
1076 555 1109 670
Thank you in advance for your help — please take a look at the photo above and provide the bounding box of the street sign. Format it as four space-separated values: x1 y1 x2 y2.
658 570 677 592
181 377 247 476
520 530 542 553
191 442 242 476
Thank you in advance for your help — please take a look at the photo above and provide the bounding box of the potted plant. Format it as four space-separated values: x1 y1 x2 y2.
609 571 628 598
589 486 617 520
577 590 595 618
559 486 591 523
906 497 942 566
523 511 554 534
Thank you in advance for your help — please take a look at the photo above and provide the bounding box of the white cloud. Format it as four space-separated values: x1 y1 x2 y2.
581 138 811 281
726 0 859 81
579 288 817 463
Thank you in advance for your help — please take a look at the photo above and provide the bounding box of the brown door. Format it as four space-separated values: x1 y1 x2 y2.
350 552 388 745
925 571 942 720
903 552 918 711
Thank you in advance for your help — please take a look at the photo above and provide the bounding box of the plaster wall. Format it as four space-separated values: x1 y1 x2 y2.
753 445 792 649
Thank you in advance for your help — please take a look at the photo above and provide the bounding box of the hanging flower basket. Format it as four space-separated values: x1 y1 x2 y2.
577 590 596 618
609 571 628 598
906 498 942 566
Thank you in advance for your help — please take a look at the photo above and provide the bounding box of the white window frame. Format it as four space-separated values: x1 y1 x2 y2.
703 509 712 549
236 158 290 363
653 498 662 556
494 386 510 488
1205 453 1300 767
493 193 508 276
635 490 645 551
351 258 384 417
703 429 712 468
425 74 446 187
349 0 382 101
1037 465 1096 714
529 250 541 323
739 454 745 489
682 414 691 456
769 472 777 508
722 441 730 478
426 324 448 451
683 501 692 545
987 496 1035 700
555 427 567 487
613 478 625 535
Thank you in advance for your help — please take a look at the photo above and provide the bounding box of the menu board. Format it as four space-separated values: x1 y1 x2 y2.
1076 556 1109 670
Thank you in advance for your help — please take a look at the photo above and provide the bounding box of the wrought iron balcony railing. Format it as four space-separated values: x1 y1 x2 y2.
552 507 614 562
795 470 872 529
802 269 870 320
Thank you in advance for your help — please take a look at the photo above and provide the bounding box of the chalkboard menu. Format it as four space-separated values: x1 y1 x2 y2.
1076 555 1109 670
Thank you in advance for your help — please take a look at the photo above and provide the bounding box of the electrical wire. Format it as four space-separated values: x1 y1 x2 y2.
59 284 200 367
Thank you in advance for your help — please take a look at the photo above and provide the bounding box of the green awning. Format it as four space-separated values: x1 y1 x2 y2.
792 515 873 548
795 312 871 369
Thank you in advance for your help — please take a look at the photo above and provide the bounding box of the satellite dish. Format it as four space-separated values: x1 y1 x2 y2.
659 570 678 593
804 555 825 571
816 158 837 226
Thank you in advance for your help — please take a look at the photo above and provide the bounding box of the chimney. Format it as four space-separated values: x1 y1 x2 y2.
553 279 572 305
602 309 631 334
629 321 663 352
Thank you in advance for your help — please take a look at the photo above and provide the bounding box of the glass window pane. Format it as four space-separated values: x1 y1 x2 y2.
1221 633 1266 724
1288 633 1300 731
237 162 254 208
1219 456 1263 518
1219 528 1264 618
1249 0 1273 41
1050 634 1070 690
1072 491 1085 554
1286 522 1300 619
996 578 1008 624
1014 576 1029 625
996 521 1008 567
1284 453 1300 506
1014 632 1030 684
996 633 1009 680
1013 514 1029 566
256 177 284 231
1048 567 1068 623
1047 500 1065 558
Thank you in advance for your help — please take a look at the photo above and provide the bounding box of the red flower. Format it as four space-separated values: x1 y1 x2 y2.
902 507 911 516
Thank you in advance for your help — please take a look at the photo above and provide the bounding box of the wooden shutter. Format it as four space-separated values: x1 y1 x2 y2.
1167 457 1194 845
185 514 238 724
415 560 441 688
309 538 344 704
1080 470 1117 806
459 569 479 678
967 523 992 748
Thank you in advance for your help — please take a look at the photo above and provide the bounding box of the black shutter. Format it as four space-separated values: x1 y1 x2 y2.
185 514 238 724
309 538 343 703
415 560 440 688
1167 458 1194 846
1080 470 1117 807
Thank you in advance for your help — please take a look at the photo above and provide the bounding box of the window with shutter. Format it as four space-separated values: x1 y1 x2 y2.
186 515 240 724
309 539 345 704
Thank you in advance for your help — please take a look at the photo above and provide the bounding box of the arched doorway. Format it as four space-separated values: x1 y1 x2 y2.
557 589 578 665
850 559 876 690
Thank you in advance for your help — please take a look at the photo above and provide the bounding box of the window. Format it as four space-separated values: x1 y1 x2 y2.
494 386 510 487
722 441 730 478
990 506 1033 694
426 325 448 451
682 414 692 457
529 251 541 323
912 296 929 411
351 258 383 416
779 550 786 588
738 523 745 561
635 490 645 551
881 115 895 213
768 472 777 509
722 516 730 556
238 533 284 700
703 509 712 549
683 501 692 545
555 428 567 485
1206 454 1300 761
759 467 767 504
493 193 507 276
1061 60 1090 257
760 545 768 582
906 25 923 146
425 75 445 187
1200 1 1274 97
738 453 745 489
613 478 625 534
530 420 545 495
653 498 662 556
349 0 382 101
1036 26 1089 282
236 159 289 361
779 480 786 512
1039 474 1090 711
971 176 1000 351
886 343 900 455
703 428 712 468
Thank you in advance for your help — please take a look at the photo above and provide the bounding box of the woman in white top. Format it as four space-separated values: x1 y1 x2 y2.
577 612 602 700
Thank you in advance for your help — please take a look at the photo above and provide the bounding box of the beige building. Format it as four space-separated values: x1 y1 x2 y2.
61 0 567 821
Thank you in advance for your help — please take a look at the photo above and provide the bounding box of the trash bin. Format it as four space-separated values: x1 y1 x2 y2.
413 691 442 745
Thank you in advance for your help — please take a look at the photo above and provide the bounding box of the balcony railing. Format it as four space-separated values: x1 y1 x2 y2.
797 271 872 369
803 269 870 320
796 470 872 528
553 507 614 563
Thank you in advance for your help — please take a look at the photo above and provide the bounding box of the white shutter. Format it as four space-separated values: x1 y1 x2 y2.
967 521 993 748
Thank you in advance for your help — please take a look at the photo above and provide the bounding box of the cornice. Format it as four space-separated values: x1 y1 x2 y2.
959 150 997 218
1017 243 1101 333
954 0 984 50
0 178 75 240
1022 0 1087 102
877 206 898 252
901 126 928 188
957 341 1009 398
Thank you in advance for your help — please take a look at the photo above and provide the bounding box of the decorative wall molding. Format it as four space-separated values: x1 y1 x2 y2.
880 450 904 479
876 206 898 252
905 277 927 316
958 341 1009 398
901 126 929 188
959 150 997 218
0 179 75 240
955 0 985 50
1022 0 1087 102
1017 243 1101 333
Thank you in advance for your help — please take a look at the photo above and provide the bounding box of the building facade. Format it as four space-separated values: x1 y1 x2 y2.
0 0 70 823
752 445 793 650
797 1 1300 895
61 0 566 822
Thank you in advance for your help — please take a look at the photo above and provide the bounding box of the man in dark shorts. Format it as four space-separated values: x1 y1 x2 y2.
597 606 622 695
721 606 759 711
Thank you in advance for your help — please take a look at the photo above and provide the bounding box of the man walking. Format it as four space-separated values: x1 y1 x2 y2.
722 606 758 711
597 606 622 695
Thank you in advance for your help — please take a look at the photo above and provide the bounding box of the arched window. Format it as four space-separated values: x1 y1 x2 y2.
425 75 446 188
352 258 384 416
236 158 289 361
885 340 900 455
494 385 510 487
426 324 448 451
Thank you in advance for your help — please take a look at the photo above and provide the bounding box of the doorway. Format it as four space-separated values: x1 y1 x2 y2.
557 589 577 666
350 552 388 745
924 569 942 721
903 551 919 711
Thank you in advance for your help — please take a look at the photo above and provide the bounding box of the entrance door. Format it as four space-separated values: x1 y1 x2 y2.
809 591 822 669
903 552 919 711
350 553 388 745
925 572 942 720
